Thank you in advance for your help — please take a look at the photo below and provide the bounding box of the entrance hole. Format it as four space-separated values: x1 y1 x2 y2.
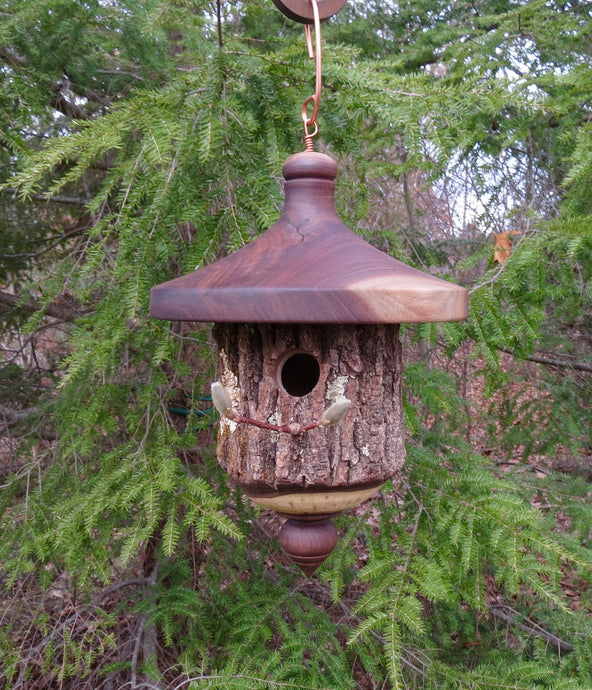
279 352 320 397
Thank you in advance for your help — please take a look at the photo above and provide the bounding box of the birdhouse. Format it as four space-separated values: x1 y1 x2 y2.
150 151 467 575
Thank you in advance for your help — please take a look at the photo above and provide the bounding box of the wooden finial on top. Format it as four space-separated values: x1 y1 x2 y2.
150 151 468 325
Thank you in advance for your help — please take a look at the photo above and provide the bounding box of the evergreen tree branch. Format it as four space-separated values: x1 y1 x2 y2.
252 516 430 678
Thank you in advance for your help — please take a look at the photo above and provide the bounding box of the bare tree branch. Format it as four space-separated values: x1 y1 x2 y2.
0 404 38 427
0 187 87 205
1 228 87 261
490 604 574 656
0 404 57 442
500 348 592 373
0 289 85 322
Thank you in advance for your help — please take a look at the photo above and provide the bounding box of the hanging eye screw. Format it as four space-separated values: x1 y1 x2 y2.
302 97 320 151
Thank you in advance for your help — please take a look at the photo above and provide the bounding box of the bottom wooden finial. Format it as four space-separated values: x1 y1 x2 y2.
279 515 338 576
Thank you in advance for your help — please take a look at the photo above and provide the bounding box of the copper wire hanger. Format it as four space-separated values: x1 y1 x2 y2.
302 0 322 151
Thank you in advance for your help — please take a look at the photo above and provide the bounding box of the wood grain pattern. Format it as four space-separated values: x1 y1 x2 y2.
150 151 468 325
279 517 338 576
243 485 381 515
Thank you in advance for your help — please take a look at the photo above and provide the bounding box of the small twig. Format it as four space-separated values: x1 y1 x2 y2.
130 564 163 690
130 615 146 690
170 674 315 689
232 414 320 435
0 227 86 259
468 262 506 294
210 381 351 435
490 604 574 656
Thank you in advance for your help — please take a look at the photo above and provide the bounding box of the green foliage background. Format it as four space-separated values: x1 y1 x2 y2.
0 0 591 687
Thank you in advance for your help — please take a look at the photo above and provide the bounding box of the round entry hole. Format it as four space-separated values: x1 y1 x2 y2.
280 352 320 397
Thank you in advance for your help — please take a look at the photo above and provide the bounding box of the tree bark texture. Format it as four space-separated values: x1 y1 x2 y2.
213 323 405 507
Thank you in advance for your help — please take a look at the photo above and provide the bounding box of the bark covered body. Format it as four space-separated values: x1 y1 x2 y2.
213 323 405 504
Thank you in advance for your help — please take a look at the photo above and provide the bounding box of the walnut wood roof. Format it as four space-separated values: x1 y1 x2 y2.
150 152 468 324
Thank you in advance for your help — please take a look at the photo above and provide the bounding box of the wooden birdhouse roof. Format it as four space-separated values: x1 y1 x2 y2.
150 152 468 324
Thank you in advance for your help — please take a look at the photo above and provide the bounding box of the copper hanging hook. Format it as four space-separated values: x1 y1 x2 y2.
302 0 322 150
